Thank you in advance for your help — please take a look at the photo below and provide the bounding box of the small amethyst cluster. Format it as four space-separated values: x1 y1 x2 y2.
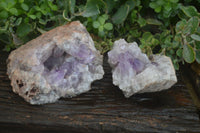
108 39 177 97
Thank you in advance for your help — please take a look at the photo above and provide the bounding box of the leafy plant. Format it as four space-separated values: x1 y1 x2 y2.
94 39 113 54
149 0 180 26
139 32 159 56
0 0 200 70
0 0 62 51
175 17 200 63
92 14 113 38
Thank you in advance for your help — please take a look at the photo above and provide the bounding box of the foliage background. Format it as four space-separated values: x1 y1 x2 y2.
0 0 200 70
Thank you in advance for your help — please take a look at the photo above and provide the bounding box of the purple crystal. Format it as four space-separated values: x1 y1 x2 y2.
108 40 149 76
46 68 66 84
128 58 145 74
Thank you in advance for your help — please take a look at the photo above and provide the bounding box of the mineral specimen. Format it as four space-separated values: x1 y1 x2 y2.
108 39 177 97
7 21 104 104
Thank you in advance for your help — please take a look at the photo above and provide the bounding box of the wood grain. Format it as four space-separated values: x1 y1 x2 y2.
0 51 199 133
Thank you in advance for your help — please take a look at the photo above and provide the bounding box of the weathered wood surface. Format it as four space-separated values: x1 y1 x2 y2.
0 51 200 133
182 63 200 109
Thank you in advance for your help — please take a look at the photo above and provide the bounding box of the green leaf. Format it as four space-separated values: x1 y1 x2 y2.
163 9 171 18
104 23 113 30
34 6 40 11
146 18 162 25
16 23 32 37
0 2 7 9
129 29 141 38
164 2 172 12
9 8 18 16
172 41 179 48
175 19 187 33
137 16 146 27
41 10 48 15
131 10 137 23
140 32 159 47
102 14 108 20
0 11 8 18
36 12 42 18
125 0 136 11
155 6 161 13
183 17 199 34
69 0 76 14
180 5 199 18
196 50 200 64
82 0 104 17
93 21 100 28
98 26 105 37
174 34 182 42
39 19 46 25
105 0 116 13
173 60 179 70
189 17 199 32
14 17 22 26
21 3 29 11
7 0 16 9
48 1 58 11
170 0 178 3
37 27 46 34
142 32 153 41
183 44 195 63
176 48 183 57
29 15 36 19
112 4 129 24
24 17 29 23
0 28 7 34
98 25 104 32
156 0 165 5
191 34 200 41
149 2 157 9
98 16 106 25
18 0 24 3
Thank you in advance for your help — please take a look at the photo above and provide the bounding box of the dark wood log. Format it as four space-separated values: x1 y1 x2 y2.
0 51 199 133
181 63 200 109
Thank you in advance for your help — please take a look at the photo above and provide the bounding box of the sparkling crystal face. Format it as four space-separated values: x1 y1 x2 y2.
43 45 94 89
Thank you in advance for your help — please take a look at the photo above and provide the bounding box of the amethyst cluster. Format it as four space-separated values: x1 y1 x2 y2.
108 39 177 97
7 21 104 104
108 39 150 87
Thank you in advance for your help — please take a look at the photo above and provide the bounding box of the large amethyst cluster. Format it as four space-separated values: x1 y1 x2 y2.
7 21 104 104
108 39 177 97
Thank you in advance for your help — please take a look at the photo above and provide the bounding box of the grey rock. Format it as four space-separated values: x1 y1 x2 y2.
108 39 177 97
7 21 104 104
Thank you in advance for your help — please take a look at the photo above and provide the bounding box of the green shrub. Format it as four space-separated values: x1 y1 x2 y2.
0 0 200 70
